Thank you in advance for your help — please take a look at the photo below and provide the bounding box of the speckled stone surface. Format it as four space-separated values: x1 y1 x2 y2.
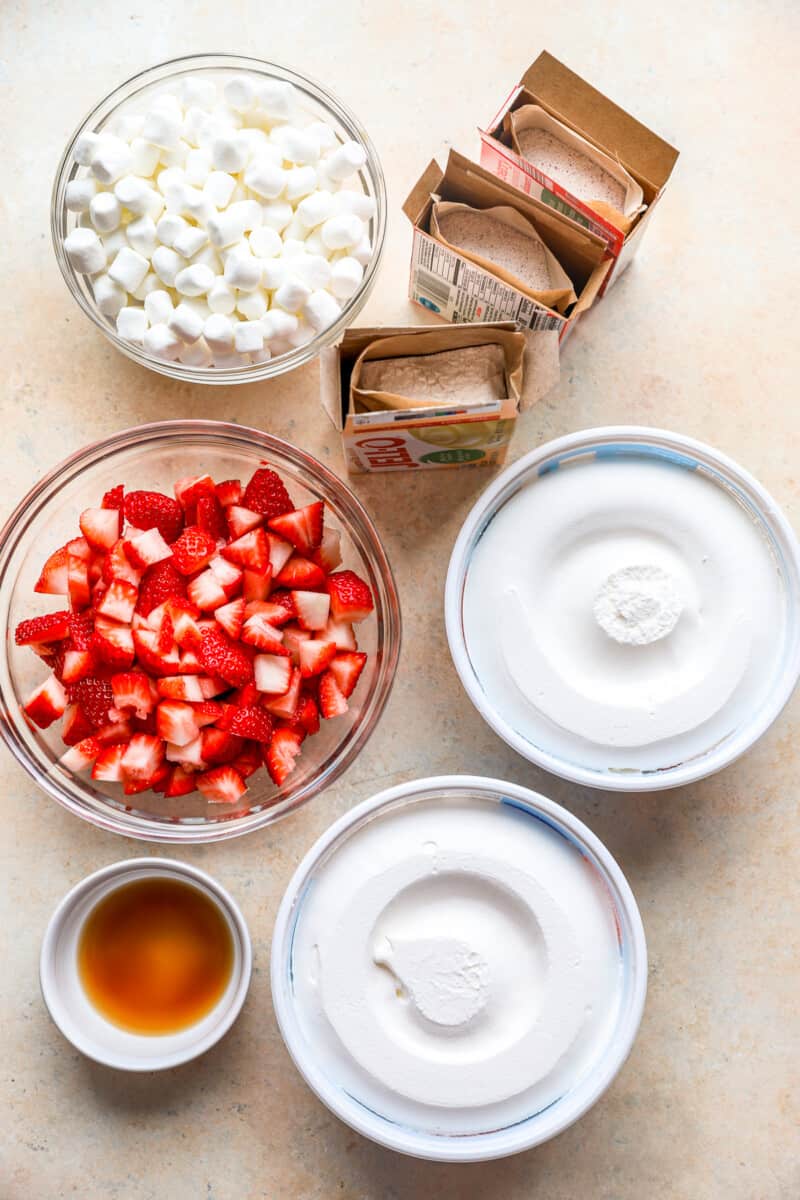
2 3 799 1198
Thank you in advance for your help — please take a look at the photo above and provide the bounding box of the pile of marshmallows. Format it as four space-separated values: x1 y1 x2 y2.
62 73 374 368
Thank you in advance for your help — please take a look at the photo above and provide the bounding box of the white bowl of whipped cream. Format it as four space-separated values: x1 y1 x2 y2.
446 427 800 791
271 775 646 1160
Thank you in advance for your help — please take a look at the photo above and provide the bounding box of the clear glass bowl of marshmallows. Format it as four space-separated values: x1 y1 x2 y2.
51 55 386 384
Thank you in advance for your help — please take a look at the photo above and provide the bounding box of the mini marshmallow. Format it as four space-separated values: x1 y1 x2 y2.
101 229 127 260
324 139 367 182
280 237 307 258
93 273 127 317
261 308 298 340
211 132 248 174
274 277 312 313
203 313 235 352
207 280 237 314
65 178 96 213
132 271 160 301
190 244 222 274
307 121 339 153
116 306 149 341
90 135 134 185
333 189 377 220
304 231 326 257
236 199 262 230
255 79 296 123
130 137 161 177
352 233 373 266
144 289 174 325
239 128 272 159
276 125 320 165
296 189 336 228
185 147 212 186
64 227 106 274
181 187 215 226
173 225 208 259
224 252 261 292
248 226 282 258
303 288 341 333
284 165 318 201
159 139 190 169
320 213 363 250
244 157 286 200
126 215 158 257
224 77 254 112
234 321 264 353
142 107 182 150
73 131 100 166
156 213 188 247
151 245 184 286
207 206 248 248
143 322 182 361
108 246 150 292
330 255 363 299
156 166 187 194
114 174 158 216
260 201 293 232
287 316 315 348
282 214 310 243
113 112 145 142
180 77 217 110
168 302 205 343
293 254 332 291
174 263 215 297
203 171 237 209
261 258 289 291
178 336 214 367
237 290 268 320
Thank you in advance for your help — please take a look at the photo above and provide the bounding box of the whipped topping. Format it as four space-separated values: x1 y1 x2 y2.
462 453 786 772
288 793 623 1133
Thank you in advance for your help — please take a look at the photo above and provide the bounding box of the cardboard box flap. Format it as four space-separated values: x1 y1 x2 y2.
402 159 444 224
521 51 679 192
320 345 345 432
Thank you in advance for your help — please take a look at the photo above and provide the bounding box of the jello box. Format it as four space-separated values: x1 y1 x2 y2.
479 51 679 295
320 321 559 474
403 150 611 344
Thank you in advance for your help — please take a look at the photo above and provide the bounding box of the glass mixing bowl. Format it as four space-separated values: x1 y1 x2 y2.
51 54 387 384
0 421 401 842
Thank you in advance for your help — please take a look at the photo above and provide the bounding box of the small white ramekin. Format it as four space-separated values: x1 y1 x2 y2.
40 858 251 1070
445 426 800 791
270 775 647 1161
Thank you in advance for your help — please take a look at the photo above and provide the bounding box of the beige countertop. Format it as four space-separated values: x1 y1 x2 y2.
2 2 799 1197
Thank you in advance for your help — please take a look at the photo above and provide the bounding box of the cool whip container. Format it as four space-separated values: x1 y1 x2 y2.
271 775 646 1161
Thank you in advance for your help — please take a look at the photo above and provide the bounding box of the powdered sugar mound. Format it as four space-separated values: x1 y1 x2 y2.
593 564 683 646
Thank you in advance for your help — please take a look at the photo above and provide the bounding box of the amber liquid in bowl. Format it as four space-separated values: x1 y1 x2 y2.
78 878 234 1034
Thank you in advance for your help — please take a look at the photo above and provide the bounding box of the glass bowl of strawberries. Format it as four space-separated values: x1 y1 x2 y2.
0 421 400 842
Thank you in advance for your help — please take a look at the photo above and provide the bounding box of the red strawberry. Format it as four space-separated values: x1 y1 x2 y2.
196 493 227 542
111 672 155 719
67 554 91 610
15 611 71 646
265 726 302 785
296 694 320 736
266 532 294 576
187 570 228 612
275 556 325 589
35 544 70 595
260 590 295 623
197 765 247 804
95 579 138 624
242 566 272 602
136 560 187 617
191 700 224 727
242 466 293 520
215 597 246 639
282 624 312 663
327 570 374 623
102 484 124 511
79 507 120 551
198 627 254 688
200 728 244 765
318 670 349 719
67 676 115 727
23 675 67 728
124 527 173 569
310 527 343 573
174 474 216 519
171 526 217 575
231 744 262 779
124 490 184 543
261 667 302 719
330 651 367 698
221 528 269 573
299 640 337 678
322 617 357 651
208 555 243 595
216 479 243 508
227 505 264 539
268 501 324 556
240 613 286 653
131 627 180 676
253 654 292 695
156 675 206 702
245 598 293 628
60 735 103 772
156 700 201 747
93 617 135 670
91 742 127 781
61 649 96 683
291 590 330 632
103 540 143 587
68 612 95 649
120 734 165 781
229 682 260 707
61 703 97 746
165 734 206 770
164 765 197 797
227 705 273 742
125 761 170 795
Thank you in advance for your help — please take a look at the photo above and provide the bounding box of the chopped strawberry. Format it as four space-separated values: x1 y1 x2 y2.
200 727 244 765
242 466 293 520
95 579 138 624
322 617 357 651
261 589 295 623
266 532 294 576
79 507 120 551
196 493 227 542
174 474 216 519
164 764 197 797
231 744 262 779
229 682 260 707
102 484 124 511
197 765 247 804
311 527 343 573
124 760 170 795
124 527 173 569
299 639 337 678
34 544 70 595
131 626 180 676
61 648 96 683
187 569 228 612
24 675 67 728
198 626 254 688
296 694 320 736
93 617 135 670
242 566 272 602
156 700 201 747
318 670 349 719
282 623 312 662
245 598 294 628
191 700 224 727
61 703 97 745
68 611 95 649
66 676 115 727
166 734 206 770
111 672 155 719
124 490 184 543
121 734 165 782
15 611 71 646
216 479 243 508
327 570 374 623
155 612 175 655
291 589 330 632
215 597 246 639
227 505 264 539
91 742 127 781
171 526 217 575
268 501 324 556
240 613 287 653
156 675 206 702
60 736 102 772
103 540 143 587
67 554 91 610
227 705 273 742
265 726 303 785
261 667 302 719
330 651 368 698
221 528 269 572
254 654 292 695
199 675 229 698
208 555 243 595
275 556 326 590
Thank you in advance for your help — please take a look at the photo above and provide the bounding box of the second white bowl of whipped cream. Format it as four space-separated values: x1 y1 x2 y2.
446 427 800 790
271 775 646 1160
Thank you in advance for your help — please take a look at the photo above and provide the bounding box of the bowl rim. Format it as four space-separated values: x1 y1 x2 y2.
0 420 401 842
40 856 252 1070
270 774 647 1161
50 52 387 385
445 425 800 792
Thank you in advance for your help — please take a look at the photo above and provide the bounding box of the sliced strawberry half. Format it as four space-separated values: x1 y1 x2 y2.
123 490 184 543
187 569 228 612
209 555 243 596
91 742 127 782
266 532 294 576
215 597 246 639
242 466 293 520
310 527 342 573
60 735 103 773
268 501 324 556
93 617 135 670
327 570 374 623
221 528 269 573
318 670 349 719
132 626 180 676
95 579 138 625
111 672 155 719
174 474 216 519
67 554 91 610
265 726 303 785
275 556 325 590
121 734 165 782
299 639 337 679
15 611 71 646
322 617 357 651
79 507 120 552
156 675 206 702
62 702 97 745
240 613 286 653
216 479 242 508
330 651 367 698
242 566 272 602
291 589 331 632
61 648 96 684
23 675 67 728
124 527 173 569
164 764 197 797
282 624 312 663
103 540 143 588
197 765 247 804
166 734 206 770
227 505 264 539
156 700 201 747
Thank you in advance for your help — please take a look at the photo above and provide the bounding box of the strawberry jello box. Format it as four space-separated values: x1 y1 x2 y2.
479 51 679 295
320 321 559 473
